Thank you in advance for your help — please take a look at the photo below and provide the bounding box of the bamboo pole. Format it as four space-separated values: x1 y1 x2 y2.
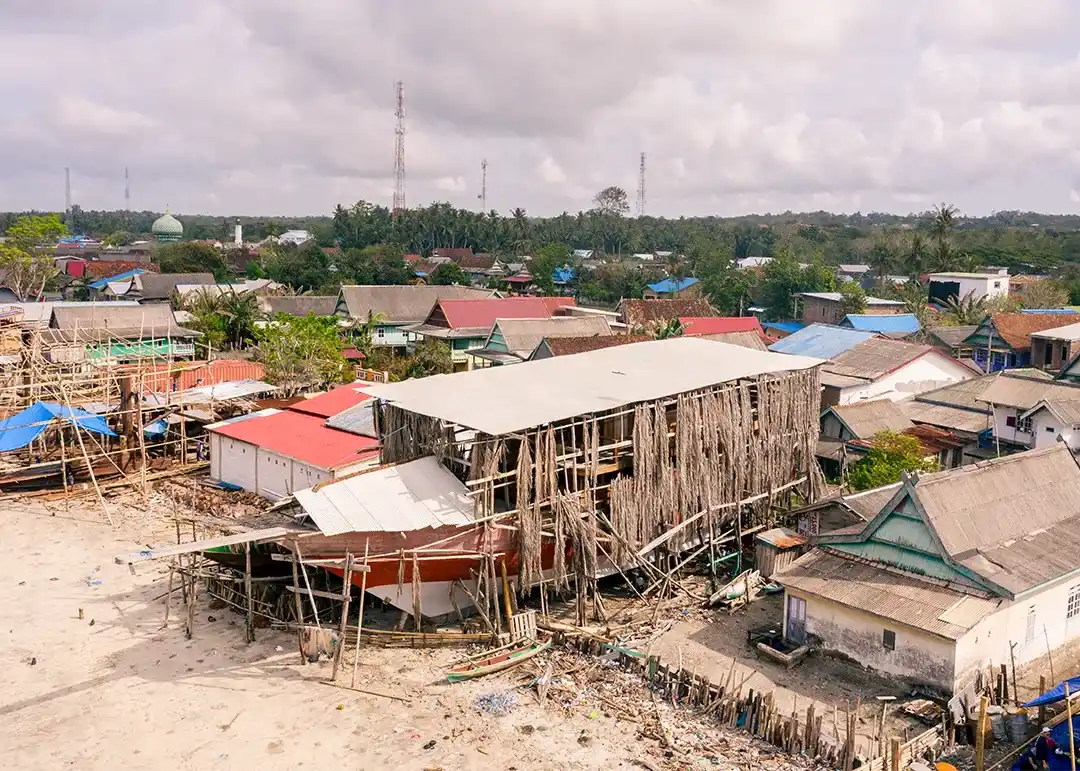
350 539 370 688
975 695 989 771
291 544 306 665
1067 682 1076 771
331 551 354 681
244 542 254 643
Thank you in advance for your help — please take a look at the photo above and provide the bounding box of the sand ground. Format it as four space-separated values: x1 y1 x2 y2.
0 499 654 770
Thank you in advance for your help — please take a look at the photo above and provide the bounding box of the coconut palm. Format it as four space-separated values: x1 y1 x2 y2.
944 290 988 325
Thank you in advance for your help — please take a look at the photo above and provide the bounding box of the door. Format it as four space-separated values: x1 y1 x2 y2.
786 594 807 645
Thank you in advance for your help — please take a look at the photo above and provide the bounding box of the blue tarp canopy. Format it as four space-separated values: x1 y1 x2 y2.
1024 676 1080 707
0 402 118 452
1013 713 1080 770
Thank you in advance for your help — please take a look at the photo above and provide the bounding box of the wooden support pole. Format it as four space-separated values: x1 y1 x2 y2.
975 695 989 771
291 544 305 665
244 542 254 643
1040 675 1048 726
350 539 369 688
331 552 354 682
890 737 901 771
1067 682 1076 771
500 559 512 621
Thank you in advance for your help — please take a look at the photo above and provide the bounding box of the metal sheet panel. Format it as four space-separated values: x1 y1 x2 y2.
293 456 476 536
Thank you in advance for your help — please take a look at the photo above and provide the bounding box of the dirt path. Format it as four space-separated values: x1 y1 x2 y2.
0 500 644 770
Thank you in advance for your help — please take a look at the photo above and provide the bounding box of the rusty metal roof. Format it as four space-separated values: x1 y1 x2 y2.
774 549 1001 640
755 527 807 549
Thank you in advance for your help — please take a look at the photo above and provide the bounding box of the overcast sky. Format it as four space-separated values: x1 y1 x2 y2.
3 1 1080 218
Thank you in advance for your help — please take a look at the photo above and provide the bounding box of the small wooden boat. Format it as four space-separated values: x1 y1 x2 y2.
446 638 551 683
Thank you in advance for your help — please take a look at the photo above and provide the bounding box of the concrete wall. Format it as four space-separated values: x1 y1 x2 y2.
1031 337 1077 372
929 275 1009 301
211 434 258 492
954 576 1080 694
837 353 974 404
373 324 410 348
784 588 957 691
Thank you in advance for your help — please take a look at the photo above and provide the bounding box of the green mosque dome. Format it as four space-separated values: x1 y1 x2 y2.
152 209 183 242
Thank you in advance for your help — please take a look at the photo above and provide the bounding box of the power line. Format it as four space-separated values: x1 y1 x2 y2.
392 80 406 220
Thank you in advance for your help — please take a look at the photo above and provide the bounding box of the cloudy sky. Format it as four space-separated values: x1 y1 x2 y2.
3 1 1080 218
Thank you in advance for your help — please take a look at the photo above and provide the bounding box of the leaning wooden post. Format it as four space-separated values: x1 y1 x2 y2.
500 558 513 621
975 695 989 771
330 552 354 681
244 541 254 643
350 539 370 688
1066 682 1076 771
290 543 305 665
1039 675 1048 725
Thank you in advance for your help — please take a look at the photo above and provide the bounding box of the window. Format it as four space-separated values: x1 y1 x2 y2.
1006 416 1016 427
1069 586 1080 620
1045 344 1054 366
883 629 896 651
993 281 1001 289
1026 606 1037 644
1047 426 1056 433
376 327 385 338
1019 416 1033 433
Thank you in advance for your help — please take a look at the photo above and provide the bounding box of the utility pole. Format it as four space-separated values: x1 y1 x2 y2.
478 159 488 212
392 81 406 220
637 152 646 217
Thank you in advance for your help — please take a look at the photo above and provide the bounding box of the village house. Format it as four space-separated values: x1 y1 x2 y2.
334 284 496 350
528 334 651 361
762 321 805 340
678 316 770 350
406 296 576 370
975 371 1080 451
617 298 716 330
205 382 379 500
926 326 978 361
643 277 701 299
836 264 871 283
774 445 1080 698
1030 321 1080 372
927 269 1010 305
468 316 612 367
43 303 198 362
453 252 505 285
261 295 338 318
838 313 921 339
962 313 1079 372
771 324 974 407
797 292 906 325
100 272 218 303
817 399 966 475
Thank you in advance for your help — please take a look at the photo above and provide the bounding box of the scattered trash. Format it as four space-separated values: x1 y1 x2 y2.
587 710 600 720
78 608 84 620
423 740 436 750
475 691 517 716
336 704 344 711
518 724 535 735
28 657 36 666
275 646 283 652
208 616 216 622
89 619 95 627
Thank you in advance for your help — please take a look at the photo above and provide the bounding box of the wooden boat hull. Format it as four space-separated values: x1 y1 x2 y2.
446 638 551 682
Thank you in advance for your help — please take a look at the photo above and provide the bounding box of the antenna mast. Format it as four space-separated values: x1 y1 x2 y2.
392 81 406 220
479 159 488 212
637 152 646 217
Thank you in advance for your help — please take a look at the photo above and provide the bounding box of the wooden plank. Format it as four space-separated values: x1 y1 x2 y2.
114 527 296 564
285 585 349 602
270 553 370 571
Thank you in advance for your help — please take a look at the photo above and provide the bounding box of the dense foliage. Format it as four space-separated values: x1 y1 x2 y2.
847 431 939 491
252 314 351 395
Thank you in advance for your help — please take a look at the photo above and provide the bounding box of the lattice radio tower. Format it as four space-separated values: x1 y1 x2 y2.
636 152 646 217
392 81 406 220
478 159 488 212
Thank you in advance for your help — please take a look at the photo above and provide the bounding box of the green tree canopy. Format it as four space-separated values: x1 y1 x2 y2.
253 314 350 395
0 213 69 300
848 431 938 491
154 241 230 280
430 262 467 285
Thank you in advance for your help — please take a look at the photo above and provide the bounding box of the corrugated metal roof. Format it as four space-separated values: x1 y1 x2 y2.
325 400 376 437
169 379 278 404
1022 399 1080 425
263 295 338 317
763 321 805 335
337 285 496 323
977 373 1080 409
826 337 933 380
756 527 807 549
436 297 575 330
841 314 921 336
365 337 822 436
137 273 215 300
535 334 652 358
828 399 913 439
768 324 875 359
799 292 904 306
774 549 1001 639
1030 321 1080 342
927 325 978 348
901 400 990 434
292 456 476 536
699 331 769 351
679 316 763 336
618 299 715 328
958 516 1080 595
206 409 379 469
647 277 699 293
289 383 372 419
491 316 611 358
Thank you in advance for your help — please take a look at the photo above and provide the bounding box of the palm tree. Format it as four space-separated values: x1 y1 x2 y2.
652 318 685 339
220 290 263 349
944 290 988 325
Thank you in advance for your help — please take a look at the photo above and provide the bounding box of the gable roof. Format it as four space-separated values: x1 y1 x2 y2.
901 371 1052 434
840 313 921 336
264 295 338 317
825 337 937 381
50 302 177 332
970 313 1078 352
138 272 216 300
799 292 905 307
289 382 372 419
536 334 652 358
456 253 498 270
647 277 699 294
206 409 379 470
926 325 977 349
1020 399 1080 426
488 316 611 359
820 445 1080 596
698 330 769 351
679 316 763 337
825 399 913 440
618 298 715 328
977 372 1080 409
769 323 875 359
337 285 495 323
417 297 574 335
1031 321 1080 342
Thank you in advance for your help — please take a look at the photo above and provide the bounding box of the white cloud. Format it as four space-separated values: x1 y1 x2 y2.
1 0 1080 216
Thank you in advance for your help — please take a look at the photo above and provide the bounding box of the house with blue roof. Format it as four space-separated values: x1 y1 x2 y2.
840 313 921 338
769 323 876 359
644 276 700 299
87 268 151 292
762 320 805 339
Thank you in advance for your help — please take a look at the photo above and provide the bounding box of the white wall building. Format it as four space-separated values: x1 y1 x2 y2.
976 372 1080 450
277 229 314 246
819 339 976 407
775 446 1080 697
928 270 1010 303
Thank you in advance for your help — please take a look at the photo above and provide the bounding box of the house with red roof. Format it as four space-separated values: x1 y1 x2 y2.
204 382 378 499
407 296 577 370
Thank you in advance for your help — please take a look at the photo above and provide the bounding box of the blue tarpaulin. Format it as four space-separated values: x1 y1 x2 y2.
1024 676 1080 707
1012 713 1080 770
0 402 118 452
